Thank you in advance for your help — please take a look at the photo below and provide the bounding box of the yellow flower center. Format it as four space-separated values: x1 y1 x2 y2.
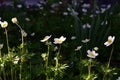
108 39 112 43
1 21 8 28
43 37 48 41
90 52 95 57
1 24 7 28
57 39 62 43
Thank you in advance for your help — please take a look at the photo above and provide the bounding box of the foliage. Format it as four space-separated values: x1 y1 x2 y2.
0 0 120 80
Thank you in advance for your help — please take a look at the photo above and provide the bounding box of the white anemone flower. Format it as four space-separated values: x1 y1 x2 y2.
11 17 18 24
53 36 66 44
71 36 76 40
107 4 111 9
75 46 82 51
93 47 99 51
82 3 90 8
63 12 68 16
87 50 98 58
82 23 91 29
17 4 22 8
82 39 90 43
40 35 51 42
101 8 106 13
0 21 8 28
31 32 35 36
82 8 87 13
59 1 62 4
25 18 30 21
104 36 115 47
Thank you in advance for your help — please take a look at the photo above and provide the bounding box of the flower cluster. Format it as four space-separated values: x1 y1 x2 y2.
41 35 66 44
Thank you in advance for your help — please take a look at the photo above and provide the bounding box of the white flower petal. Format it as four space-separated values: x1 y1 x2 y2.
75 46 82 51
41 35 51 42
87 50 91 54
53 36 66 44
82 39 90 43
108 36 112 40
95 53 98 56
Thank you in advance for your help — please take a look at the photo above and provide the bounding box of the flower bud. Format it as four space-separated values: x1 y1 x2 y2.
11 17 18 24
1 21 8 28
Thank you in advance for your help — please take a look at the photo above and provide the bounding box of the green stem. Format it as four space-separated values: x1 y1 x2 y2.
3 67 6 80
0 49 1 58
86 59 92 80
0 50 1 76
45 43 50 80
30 62 31 80
103 47 114 80
5 28 13 80
16 23 22 30
107 47 114 69
21 32 24 46
5 28 9 53
54 45 61 79
10 64 13 80
19 38 23 80
54 45 61 80
79 50 82 61
88 60 91 76
19 64 22 80
20 43 23 80
46 43 50 67
56 45 61 68
86 43 88 51
16 23 24 46
79 50 82 79
16 23 24 80
15 70 17 80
